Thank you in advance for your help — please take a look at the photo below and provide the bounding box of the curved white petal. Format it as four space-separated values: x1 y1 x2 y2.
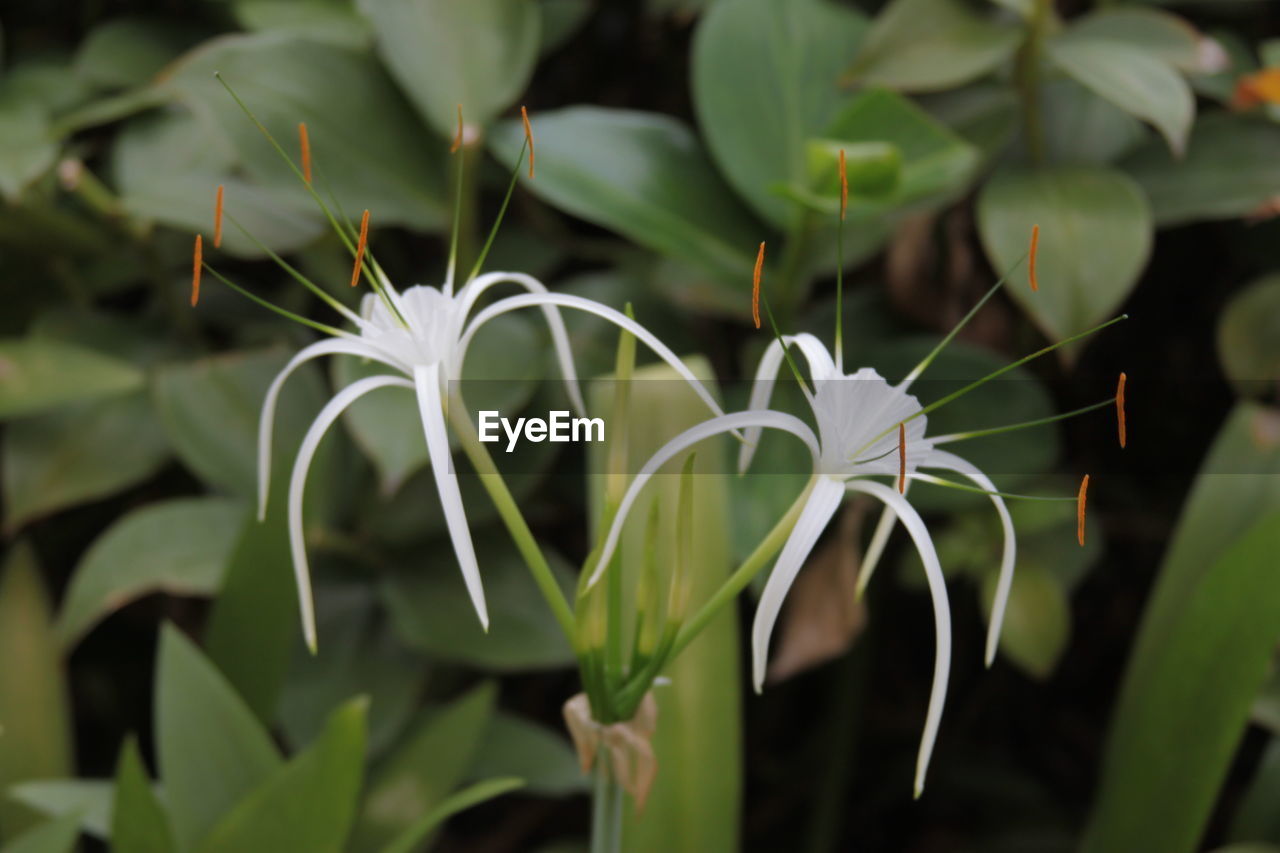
738 333 837 475
259 338 404 520
925 449 1015 667
288 374 413 652
845 479 952 798
853 479 911 601
413 363 489 631
458 292 728 425
750 475 846 692
586 410 820 589
453 271 586 415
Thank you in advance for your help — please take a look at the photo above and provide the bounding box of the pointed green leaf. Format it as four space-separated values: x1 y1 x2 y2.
0 815 79 853
378 778 524 853
1063 8 1203 72
197 698 367 853
468 713 586 796
6 782 110 842
0 339 143 420
111 738 176 853
0 103 56 202
0 543 72 839
56 498 245 649
155 625 282 851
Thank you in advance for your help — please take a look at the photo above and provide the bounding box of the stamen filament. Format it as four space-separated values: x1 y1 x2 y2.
931 398 1116 444
298 123 312 184
191 234 202 307
1077 474 1089 546
911 473 1078 503
1029 224 1040 292
839 148 848 221
199 261 347 337
752 242 764 329
835 150 846 372
897 422 906 494
213 184 224 248
350 209 369 288
465 138 530 283
1116 372 1127 448
521 106 534 179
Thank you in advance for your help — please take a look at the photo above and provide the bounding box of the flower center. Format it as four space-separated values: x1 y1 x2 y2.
811 368 932 478
359 285 457 369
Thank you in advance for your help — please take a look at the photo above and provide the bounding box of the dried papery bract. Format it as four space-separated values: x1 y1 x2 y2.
1029 223 1040 292
191 235 202 307
1116 372 1127 448
1078 474 1090 546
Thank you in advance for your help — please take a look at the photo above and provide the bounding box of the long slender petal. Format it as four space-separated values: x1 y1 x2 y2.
738 333 838 474
453 271 586 415
924 449 1015 667
259 338 404 520
586 410 820 589
846 479 952 798
853 481 910 601
288 374 413 651
458 292 729 425
750 476 846 692
413 363 489 630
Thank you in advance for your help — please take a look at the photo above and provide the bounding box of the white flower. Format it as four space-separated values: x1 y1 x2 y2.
259 267 728 652
586 332 1015 796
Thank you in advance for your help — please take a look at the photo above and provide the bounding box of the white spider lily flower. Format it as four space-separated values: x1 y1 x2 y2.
258 269 729 653
586 332 1015 797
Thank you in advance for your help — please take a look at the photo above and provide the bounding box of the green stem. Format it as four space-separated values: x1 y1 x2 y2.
448 396 577 640
590 752 624 853
1016 0 1052 167
777 211 817 323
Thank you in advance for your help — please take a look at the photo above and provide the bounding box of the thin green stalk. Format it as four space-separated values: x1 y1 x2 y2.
591 752 624 853
448 396 576 640
1016 0 1052 166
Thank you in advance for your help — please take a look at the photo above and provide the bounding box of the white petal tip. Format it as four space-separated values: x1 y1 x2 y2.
983 648 996 668
305 634 318 656
913 782 924 800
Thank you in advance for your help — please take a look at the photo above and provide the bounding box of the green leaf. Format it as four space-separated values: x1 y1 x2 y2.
690 0 869 226
980 560 1069 679
1038 78 1145 166
1047 34 1194 156
0 815 80 853
845 0 1022 93
1063 8 1203 72
56 497 245 649
1217 274 1280 397
165 32 447 231
204 511 298 725
976 165 1151 345
1122 114 1280 226
1082 510 1280 853
0 102 56 201
72 19 199 90
233 0 373 49
489 107 762 285
0 339 143 420
468 713 587 796
6 781 110 842
351 683 497 852
2 392 169 532
377 778 523 853
1231 738 1280 844
382 537 576 671
152 348 338 509
155 624 283 851
358 0 540 135
538 0 591 56
0 544 72 840
111 738 176 853
197 698 367 853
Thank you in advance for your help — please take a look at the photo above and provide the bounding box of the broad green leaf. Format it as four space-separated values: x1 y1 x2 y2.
916 82 1020 167
0 102 56 201
489 107 762 285
197 698 367 853
72 19 199 89
1082 511 1280 853
845 0 1022 93
233 0 372 48
382 537 575 671
111 738 176 853
152 348 338 509
539 0 591 56
155 624 283 851
1063 8 1203 72
691 0 869 226
1047 35 1194 156
1231 738 1280 844
0 339 143 419
358 0 540 135
976 165 1151 345
980 560 1068 679
0 59 91 116
351 683 497 851
468 713 587 796
2 392 169 532
0 544 72 839
56 497 245 649
204 510 297 724
378 778 523 853
6 781 110 841
1122 114 1280 226
1217 274 1280 397
165 32 447 231
0 815 79 853
1039 78 1145 166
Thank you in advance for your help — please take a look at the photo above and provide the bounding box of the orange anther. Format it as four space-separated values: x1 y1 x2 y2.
298 123 312 184
520 106 534 179
191 234 202 307
1029 224 1040 292
897 422 906 494
451 103 463 154
752 241 765 329
1232 68 1280 110
350 209 369 288
1116 372 1127 448
213 184 224 249
1077 474 1089 547
838 148 848 221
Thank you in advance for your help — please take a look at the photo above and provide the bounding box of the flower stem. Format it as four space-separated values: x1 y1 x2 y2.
448 395 577 640
1016 0 1052 166
591 752 624 853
